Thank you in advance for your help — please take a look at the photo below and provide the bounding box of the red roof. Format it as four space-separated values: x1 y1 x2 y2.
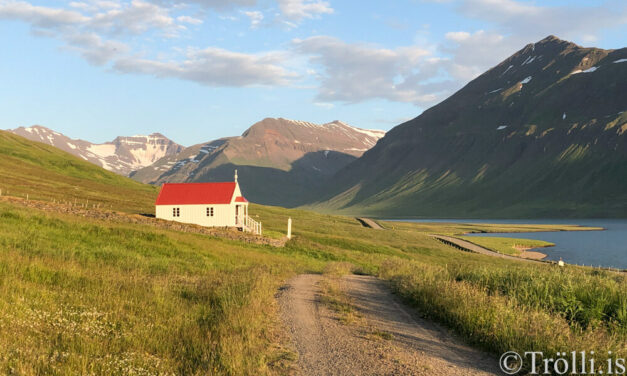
155 182 237 205
235 196 248 203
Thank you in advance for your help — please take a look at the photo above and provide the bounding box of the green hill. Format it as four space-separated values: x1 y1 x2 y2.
0 130 157 213
0 127 624 373
312 36 627 218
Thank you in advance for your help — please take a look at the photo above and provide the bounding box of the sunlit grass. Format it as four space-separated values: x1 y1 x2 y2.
458 236 554 256
0 132 624 374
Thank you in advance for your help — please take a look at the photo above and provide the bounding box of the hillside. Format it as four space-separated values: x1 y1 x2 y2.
8 125 183 176
313 36 627 218
0 125 624 374
131 118 385 207
0 130 157 213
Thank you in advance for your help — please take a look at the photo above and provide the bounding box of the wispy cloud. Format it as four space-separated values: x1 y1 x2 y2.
242 10 263 29
113 47 296 86
156 0 257 11
456 0 627 42
277 0 333 21
293 36 453 105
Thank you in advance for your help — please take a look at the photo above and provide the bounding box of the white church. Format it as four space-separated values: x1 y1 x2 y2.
155 171 261 234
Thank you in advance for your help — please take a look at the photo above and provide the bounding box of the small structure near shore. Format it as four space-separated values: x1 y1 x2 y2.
155 171 262 234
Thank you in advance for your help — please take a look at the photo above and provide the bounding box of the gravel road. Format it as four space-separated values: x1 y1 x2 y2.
278 274 501 376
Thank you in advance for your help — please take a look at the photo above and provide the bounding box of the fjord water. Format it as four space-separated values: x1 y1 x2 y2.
395 219 627 270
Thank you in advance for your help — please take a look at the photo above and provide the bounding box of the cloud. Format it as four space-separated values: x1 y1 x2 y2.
242 10 263 29
0 0 296 87
456 0 627 44
293 36 450 105
158 0 257 11
62 32 130 65
4 0 626 109
0 0 187 38
89 0 182 36
441 29 516 81
0 0 196 67
0 1 89 28
277 0 333 21
313 102 334 109
113 47 296 86
177 15 202 24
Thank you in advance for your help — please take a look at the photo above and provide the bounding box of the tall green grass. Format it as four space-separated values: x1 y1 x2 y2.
379 258 626 372
0 203 309 375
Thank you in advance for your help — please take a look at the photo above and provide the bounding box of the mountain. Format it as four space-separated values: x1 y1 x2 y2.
312 36 627 218
8 125 183 176
131 118 385 207
0 130 157 213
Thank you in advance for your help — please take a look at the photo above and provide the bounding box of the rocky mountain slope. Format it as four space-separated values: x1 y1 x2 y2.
8 126 183 176
131 118 385 206
312 36 627 218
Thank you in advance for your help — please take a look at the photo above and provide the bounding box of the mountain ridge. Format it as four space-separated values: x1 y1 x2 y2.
8 125 184 176
131 117 385 207
310 35 627 218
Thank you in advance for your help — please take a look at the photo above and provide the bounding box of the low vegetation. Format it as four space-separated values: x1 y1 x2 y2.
0 133 624 374
458 236 554 256
0 202 309 375
1 197 625 375
379 259 626 373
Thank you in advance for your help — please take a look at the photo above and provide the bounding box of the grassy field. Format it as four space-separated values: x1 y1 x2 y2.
0 133 625 374
1 198 625 375
458 236 555 256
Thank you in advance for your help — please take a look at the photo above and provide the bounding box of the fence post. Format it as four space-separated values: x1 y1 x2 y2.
287 217 292 239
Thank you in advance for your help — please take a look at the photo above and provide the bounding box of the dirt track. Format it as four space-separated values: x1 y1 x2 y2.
278 274 500 376
355 217 384 230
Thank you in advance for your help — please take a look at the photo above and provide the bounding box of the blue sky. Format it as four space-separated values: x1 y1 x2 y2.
1 0 627 146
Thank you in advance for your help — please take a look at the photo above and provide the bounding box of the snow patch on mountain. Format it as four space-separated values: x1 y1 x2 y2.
349 126 386 139
7 126 183 176
572 66 598 74
283 118 385 146
88 144 116 158
521 56 536 65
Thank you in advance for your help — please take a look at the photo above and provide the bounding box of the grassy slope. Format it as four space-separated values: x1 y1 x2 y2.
0 132 625 374
0 130 157 213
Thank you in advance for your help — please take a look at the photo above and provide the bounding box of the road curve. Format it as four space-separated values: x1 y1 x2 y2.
278 274 500 376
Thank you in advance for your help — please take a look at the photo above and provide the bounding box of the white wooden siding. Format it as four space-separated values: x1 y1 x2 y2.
156 202 247 227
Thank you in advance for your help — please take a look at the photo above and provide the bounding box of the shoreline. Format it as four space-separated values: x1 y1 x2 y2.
513 244 553 260
383 218 606 233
